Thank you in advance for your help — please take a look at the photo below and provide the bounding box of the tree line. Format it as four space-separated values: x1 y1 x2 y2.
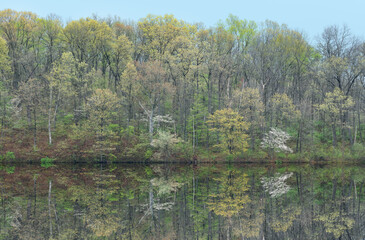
0 9 364 161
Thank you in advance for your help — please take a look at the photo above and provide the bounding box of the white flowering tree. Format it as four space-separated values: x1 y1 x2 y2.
261 128 293 158
261 172 293 197
151 130 181 161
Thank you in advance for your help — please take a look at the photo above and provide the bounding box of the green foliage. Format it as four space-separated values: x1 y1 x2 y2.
5 166 15 174
4 151 15 161
144 166 153 177
108 153 117 162
62 114 74 125
120 126 135 138
351 143 365 158
224 14 257 48
313 121 332 144
41 157 54 168
286 152 310 162
244 149 268 160
174 141 194 160
187 94 209 149
226 154 234 162
275 159 283 165
144 149 153 160
108 124 120 133
124 142 151 160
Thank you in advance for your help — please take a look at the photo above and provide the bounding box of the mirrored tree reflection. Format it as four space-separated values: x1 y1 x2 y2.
0 163 364 239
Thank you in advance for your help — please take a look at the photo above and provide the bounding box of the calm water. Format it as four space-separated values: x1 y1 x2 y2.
0 163 364 240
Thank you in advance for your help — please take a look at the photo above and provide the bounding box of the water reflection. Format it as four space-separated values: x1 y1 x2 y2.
0 163 364 239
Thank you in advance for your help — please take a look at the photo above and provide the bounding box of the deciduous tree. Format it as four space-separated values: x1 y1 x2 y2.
208 108 249 156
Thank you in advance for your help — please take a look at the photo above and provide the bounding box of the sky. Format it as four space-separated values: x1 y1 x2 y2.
2 0 365 43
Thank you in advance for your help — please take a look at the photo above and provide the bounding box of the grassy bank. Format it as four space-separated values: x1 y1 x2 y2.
1 129 364 164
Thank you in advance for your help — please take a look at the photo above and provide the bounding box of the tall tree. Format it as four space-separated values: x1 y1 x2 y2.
136 61 173 141
0 9 40 89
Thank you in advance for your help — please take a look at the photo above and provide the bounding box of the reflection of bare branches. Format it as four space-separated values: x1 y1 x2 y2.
10 209 22 228
261 172 293 197
138 178 179 225
138 201 174 224
138 205 151 225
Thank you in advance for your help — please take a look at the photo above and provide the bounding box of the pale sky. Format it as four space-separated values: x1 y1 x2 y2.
2 0 365 42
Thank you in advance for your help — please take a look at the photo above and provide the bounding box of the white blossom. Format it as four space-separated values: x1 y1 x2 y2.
261 127 293 153
261 172 293 197
153 114 174 124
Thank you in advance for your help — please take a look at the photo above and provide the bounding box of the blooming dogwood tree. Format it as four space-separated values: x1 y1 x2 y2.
261 127 293 153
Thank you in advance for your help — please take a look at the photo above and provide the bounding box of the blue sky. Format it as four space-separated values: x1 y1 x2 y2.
2 0 365 42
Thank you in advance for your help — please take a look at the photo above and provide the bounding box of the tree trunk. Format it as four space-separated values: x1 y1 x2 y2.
332 123 337 147
0 93 5 147
149 109 154 143
48 180 53 238
33 107 37 150
48 88 53 145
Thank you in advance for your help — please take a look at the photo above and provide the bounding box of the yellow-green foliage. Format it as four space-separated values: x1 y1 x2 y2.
0 37 11 77
317 87 354 123
271 206 301 232
138 14 196 60
271 93 300 126
208 108 250 156
208 170 250 217
233 87 264 126
87 89 118 130
86 89 119 155
315 211 355 238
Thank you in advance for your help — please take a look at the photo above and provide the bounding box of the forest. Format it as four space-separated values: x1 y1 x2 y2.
0 9 364 162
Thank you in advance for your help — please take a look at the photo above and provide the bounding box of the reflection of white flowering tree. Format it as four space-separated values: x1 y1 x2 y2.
261 128 293 156
138 178 181 225
261 172 293 197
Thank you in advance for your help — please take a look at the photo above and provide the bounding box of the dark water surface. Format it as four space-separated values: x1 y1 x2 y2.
0 163 364 239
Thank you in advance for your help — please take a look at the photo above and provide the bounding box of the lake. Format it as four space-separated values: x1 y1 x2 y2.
0 163 364 239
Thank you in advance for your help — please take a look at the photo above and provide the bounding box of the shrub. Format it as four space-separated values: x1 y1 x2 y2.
108 124 120 133
121 126 135 138
5 151 15 161
124 143 151 161
174 142 194 160
5 166 15 174
352 143 365 159
144 149 153 160
108 153 117 162
226 154 234 162
41 157 54 168
244 149 268 161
